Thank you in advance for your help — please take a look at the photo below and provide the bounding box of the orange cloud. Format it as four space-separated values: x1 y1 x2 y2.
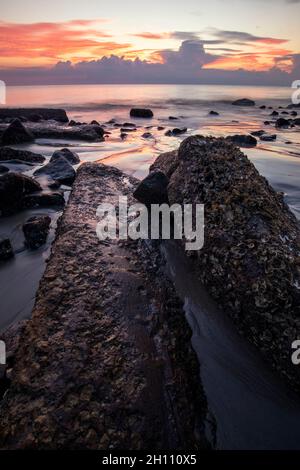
132 32 168 40
0 19 131 67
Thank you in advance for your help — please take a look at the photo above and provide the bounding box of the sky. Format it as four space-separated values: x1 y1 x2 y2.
0 0 299 85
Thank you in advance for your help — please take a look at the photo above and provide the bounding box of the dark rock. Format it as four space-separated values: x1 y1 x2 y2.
0 172 41 216
50 148 80 165
142 132 153 139
155 135 300 392
0 238 14 261
23 191 65 208
226 134 257 147
23 215 51 249
293 118 300 125
122 122 136 128
90 120 100 126
0 165 9 174
260 134 277 141
27 113 43 122
0 147 45 164
133 170 169 205
270 111 279 116
251 130 265 137
34 157 76 186
291 111 298 117
264 121 270 125
32 124 105 142
281 111 289 115
1 119 34 145
130 108 153 118
165 128 187 137
68 120 79 127
260 105 266 109
120 133 127 140
157 126 165 131
209 110 219 116
232 98 255 106
120 127 136 133
276 118 290 128
0 108 68 123
169 116 178 120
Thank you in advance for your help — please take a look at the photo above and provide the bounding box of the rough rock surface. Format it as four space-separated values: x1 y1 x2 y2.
0 108 68 123
1 119 34 145
0 163 209 450
23 215 51 249
226 134 257 147
0 147 45 164
34 157 76 186
0 172 41 216
31 123 105 142
150 135 300 392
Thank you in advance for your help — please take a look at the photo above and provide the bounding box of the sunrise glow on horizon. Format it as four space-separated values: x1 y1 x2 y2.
1 0 299 84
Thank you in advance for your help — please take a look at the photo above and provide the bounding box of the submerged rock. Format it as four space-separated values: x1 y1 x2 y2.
34 157 76 186
260 134 277 141
152 135 300 392
1 119 34 145
130 108 153 118
0 172 41 216
251 130 265 137
226 134 257 147
50 148 80 165
23 191 65 209
0 238 14 261
0 165 9 174
232 98 255 106
23 215 51 249
0 147 45 164
133 170 169 205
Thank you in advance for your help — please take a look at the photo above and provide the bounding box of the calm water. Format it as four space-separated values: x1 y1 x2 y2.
1 84 300 449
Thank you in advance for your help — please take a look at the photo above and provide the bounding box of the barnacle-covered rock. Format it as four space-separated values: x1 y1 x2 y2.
153 135 300 392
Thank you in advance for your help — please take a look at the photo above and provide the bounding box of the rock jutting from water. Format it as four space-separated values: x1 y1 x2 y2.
0 147 45 164
130 108 154 118
0 162 210 450
232 98 255 106
0 172 41 216
0 108 69 123
148 135 300 392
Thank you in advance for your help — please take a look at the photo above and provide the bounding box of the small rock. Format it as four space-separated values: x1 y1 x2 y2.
276 118 290 128
0 147 45 164
34 157 76 186
209 110 219 116
130 108 153 118
23 215 51 249
142 132 153 139
226 134 257 147
0 172 41 216
50 148 80 165
0 165 9 174
169 116 178 120
133 170 169 205
0 238 14 261
251 130 265 137
2 119 34 145
260 134 277 141
232 98 255 106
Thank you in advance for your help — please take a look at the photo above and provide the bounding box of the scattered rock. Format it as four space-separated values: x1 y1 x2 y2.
291 111 298 117
122 122 136 128
260 105 266 109
169 116 178 120
34 157 76 186
23 215 51 249
264 121 270 125
90 120 100 126
0 238 14 261
232 98 255 106
226 134 257 147
130 108 153 118
276 118 290 128
260 134 277 142
209 110 219 116
165 128 187 137
0 172 41 216
32 124 105 142
0 165 9 174
0 147 45 164
120 133 127 140
1 119 34 145
133 170 169 205
293 118 300 126
251 130 265 137
50 148 80 165
142 132 153 139
270 111 279 117
157 126 165 131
